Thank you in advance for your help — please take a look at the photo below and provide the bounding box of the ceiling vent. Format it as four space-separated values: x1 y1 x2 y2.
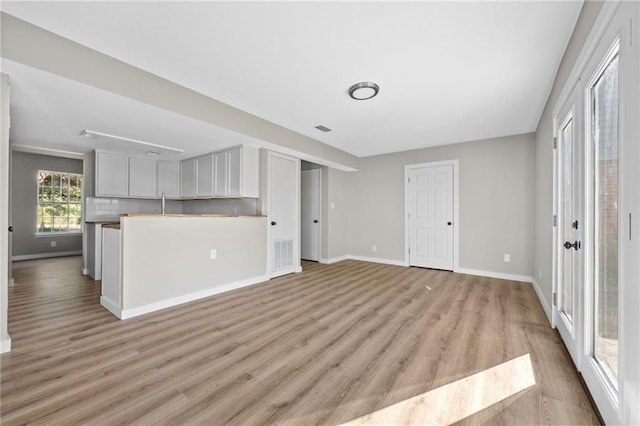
315 125 332 133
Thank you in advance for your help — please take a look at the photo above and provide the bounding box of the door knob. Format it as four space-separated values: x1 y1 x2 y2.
8 226 13 232
271 221 276 226
313 220 318 223
564 240 581 250
447 222 452 226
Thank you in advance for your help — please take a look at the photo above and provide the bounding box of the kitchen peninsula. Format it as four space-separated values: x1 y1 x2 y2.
101 214 268 319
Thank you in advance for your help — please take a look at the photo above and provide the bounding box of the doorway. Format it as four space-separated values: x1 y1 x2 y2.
405 160 458 271
301 168 321 262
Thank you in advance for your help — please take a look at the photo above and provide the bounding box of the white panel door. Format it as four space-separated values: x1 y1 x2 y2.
554 82 582 367
408 164 453 270
301 169 320 261
268 152 299 277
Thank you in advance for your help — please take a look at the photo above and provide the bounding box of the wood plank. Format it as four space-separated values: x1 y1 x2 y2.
0 256 599 425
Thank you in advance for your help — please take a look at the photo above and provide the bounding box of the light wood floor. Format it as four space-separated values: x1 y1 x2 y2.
1 256 599 425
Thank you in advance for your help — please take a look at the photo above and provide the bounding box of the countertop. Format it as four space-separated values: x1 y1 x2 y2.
85 220 120 225
120 214 266 218
102 223 121 230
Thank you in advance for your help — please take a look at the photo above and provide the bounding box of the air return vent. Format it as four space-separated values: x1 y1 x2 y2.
315 125 332 132
273 239 294 271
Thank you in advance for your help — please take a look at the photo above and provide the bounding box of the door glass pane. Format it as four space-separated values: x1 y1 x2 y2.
561 117 574 322
592 53 619 386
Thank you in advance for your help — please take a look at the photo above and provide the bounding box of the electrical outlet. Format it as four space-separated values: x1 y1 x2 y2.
210 249 217 260
331 202 335 210
372 245 377 252
503 253 510 263
51 241 56 247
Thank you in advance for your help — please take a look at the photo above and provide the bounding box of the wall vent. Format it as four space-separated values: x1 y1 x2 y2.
273 239 294 271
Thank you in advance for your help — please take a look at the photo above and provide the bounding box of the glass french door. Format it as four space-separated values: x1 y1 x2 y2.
589 45 620 391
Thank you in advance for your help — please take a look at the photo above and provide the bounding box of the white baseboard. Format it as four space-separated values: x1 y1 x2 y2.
12 250 82 261
531 277 552 323
100 296 123 319
454 267 532 283
319 255 349 264
117 275 269 320
81 268 89 276
347 255 409 267
0 336 12 353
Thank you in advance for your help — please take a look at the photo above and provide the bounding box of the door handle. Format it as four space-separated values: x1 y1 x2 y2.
563 240 581 250
447 222 452 226
271 221 276 226
313 220 318 223
8 226 13 232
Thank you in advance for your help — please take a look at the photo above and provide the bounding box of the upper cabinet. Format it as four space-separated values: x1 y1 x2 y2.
214 145 259 198
157 162 180 199
180 158 196 199
95 151 157 198
195 154 214 198
95 152 129 197
129 157 157 198
93 145 259 200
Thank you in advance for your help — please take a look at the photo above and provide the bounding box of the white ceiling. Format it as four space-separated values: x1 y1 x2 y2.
1 1 583 158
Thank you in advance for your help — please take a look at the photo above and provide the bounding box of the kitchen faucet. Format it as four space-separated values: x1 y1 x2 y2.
161 192 166 215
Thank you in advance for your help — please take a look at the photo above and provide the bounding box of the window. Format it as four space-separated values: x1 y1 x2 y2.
37 170 83 234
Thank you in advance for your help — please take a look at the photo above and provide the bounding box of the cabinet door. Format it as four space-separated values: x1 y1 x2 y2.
227 147 242 197
214 152 227 197
180 158 196 198
196 154 214 197
129 157 157 198
96 152 129 197
157 162 180 198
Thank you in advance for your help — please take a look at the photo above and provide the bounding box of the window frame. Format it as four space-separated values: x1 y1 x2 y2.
35 170 83 236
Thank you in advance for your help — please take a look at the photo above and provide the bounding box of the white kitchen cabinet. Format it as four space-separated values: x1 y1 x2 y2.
214 151 227 197
157 162 180 198
129 157 157 198
196 154 214 198
101 226 122 317
180 158 196 198
227 147 242 196
96 152 129 197
213 145 259 197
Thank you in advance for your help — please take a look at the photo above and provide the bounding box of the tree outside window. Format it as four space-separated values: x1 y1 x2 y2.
37 171 82 234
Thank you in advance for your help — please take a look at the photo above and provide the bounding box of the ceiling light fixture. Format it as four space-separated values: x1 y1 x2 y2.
315 125 332 132
147 150 160 156
79 130 184 153
348 82 380 100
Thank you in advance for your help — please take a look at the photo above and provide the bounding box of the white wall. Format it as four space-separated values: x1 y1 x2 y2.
121 216 267 311
346 133 535 277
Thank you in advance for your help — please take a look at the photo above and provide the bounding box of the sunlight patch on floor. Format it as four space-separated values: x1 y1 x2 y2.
341 353 536 426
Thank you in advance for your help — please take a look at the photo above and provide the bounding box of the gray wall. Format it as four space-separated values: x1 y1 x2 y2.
325 168 350 261
347 133 535 277
11 151 83 257
533 2 603 311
